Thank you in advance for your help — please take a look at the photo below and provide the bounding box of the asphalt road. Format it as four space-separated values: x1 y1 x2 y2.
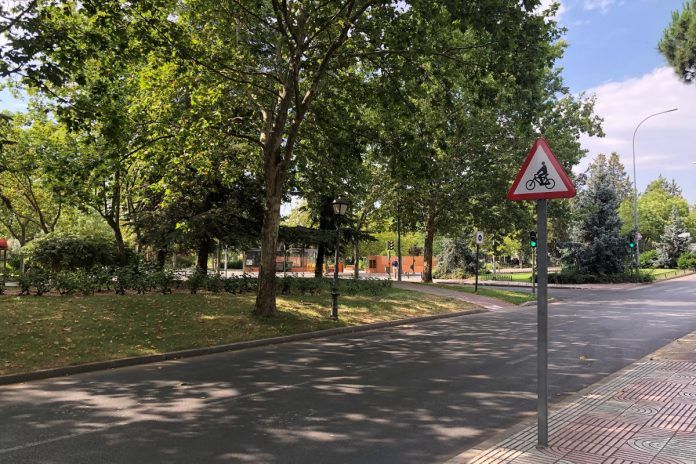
1 276 695 463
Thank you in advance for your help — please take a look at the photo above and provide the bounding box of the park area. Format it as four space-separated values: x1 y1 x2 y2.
0 282 485 377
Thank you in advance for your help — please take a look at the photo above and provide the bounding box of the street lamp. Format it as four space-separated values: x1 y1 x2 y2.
331 198 349 320
631 107 678 269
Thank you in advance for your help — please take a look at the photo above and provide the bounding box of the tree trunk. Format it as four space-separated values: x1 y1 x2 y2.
156 248 167 268
314 197 333 278
196 239 212 274
254 163 285 317
105 217 127 265
422 212 436 283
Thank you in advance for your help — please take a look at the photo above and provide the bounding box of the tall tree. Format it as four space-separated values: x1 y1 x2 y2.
619 176 691 245
655 207 691 268
0 110 70 244
660 0 696 83
564 158 627 276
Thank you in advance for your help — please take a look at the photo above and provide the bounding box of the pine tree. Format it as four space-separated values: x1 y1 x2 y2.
656 208 691 268
565 158 628 275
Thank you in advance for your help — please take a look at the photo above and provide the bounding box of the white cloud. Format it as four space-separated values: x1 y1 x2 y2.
577 67 696 203
583 0 621 13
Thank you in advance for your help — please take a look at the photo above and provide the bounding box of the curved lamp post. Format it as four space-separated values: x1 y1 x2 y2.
631 108 678 268
331 198 349 320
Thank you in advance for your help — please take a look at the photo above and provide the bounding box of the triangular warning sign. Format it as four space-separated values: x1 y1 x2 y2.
507 138 576 201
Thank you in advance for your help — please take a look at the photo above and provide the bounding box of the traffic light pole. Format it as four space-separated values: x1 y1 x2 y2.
537 199 549 447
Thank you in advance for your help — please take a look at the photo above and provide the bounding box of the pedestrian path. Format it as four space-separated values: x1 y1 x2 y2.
393 282 518 311
450 332 696 464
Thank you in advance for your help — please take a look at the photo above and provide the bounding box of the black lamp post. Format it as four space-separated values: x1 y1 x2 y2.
331 198 348 320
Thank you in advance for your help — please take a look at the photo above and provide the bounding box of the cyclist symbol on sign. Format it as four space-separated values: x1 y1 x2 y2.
526 161 556 190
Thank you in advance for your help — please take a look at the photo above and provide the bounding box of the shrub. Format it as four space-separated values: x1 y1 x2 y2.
24 233 118 272
91 266 113 293
240 273 257 293
548 270 654 284
151 269 176 294
223 276 243 294
18 273 32 295
205 274 225 293
187 271 207 294
678 252 696 271
114 267 134 295
639 249 658 269
30 270 51 296
55 271 81 296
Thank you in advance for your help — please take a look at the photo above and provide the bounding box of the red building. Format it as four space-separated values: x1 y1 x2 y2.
365 255 434 275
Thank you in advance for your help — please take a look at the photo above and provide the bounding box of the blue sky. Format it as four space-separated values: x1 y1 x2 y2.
549 0 696 204
558 0 684 92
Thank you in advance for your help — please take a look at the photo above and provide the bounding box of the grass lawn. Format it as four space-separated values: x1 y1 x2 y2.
480 272 533 282
0 289 475 376
645 268 689 279
431 283 536 305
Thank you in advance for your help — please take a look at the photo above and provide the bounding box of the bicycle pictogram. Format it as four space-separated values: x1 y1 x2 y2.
525 161 556 190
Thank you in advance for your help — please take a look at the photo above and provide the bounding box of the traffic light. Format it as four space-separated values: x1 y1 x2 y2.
629 232 636 250
387 240 394 251
529 231 538 248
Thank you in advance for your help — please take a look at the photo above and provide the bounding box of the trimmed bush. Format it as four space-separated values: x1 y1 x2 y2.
549 271 655 284
24 233 118 272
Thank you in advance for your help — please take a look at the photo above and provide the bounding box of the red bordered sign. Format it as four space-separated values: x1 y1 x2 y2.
507 138 576 201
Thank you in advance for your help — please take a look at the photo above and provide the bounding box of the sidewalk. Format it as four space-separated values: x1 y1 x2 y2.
451 331 696 464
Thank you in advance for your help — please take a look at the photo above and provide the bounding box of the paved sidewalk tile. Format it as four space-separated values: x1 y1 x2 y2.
458 333 696 464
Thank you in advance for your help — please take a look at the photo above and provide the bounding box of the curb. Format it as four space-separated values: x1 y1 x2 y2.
0 307 487 386
444 333 693 464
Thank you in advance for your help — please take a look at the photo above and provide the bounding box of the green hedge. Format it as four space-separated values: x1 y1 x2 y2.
4 268 391 297
548 271 655 284
23 234 119 272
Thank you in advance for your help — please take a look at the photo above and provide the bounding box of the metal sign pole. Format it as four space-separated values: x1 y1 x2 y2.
475 244 480 293
537 199 549 447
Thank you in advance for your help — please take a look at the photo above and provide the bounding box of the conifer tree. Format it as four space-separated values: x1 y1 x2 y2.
565 156 628 275
656 208 691 268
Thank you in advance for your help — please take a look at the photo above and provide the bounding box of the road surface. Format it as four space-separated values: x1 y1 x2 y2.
1 275 695 463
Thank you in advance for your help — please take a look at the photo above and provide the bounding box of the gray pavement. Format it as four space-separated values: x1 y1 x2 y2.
1 275 695 463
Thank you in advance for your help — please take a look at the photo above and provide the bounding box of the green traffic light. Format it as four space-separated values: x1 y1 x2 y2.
530 241 537 248
629 242 635 248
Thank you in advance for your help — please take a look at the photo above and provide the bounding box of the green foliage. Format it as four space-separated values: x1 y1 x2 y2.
54 271 81 296
660 0 696 82
434 235 479 279
274 276 390 297
677 252 696 270
620 176 690 245
187 271 207 295
639 249 658 269
563 156 628 276
205 274 225 294
28 270 51 296
24 234 118 272
655 208 692 268
549 271 655 284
